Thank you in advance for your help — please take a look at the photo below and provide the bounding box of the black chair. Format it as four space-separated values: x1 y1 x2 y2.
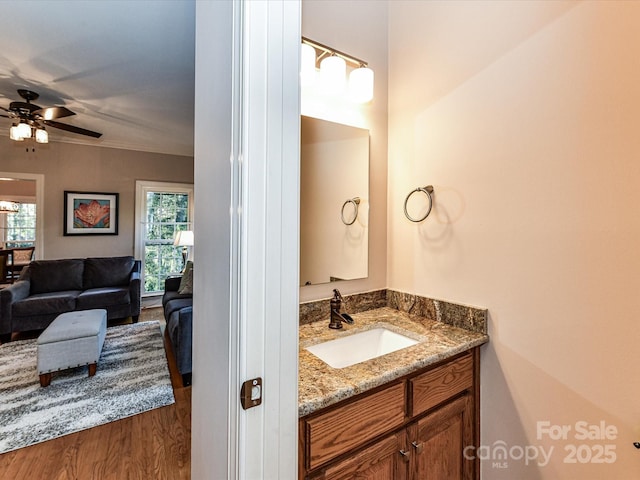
9 246 34 282
0 250 11 285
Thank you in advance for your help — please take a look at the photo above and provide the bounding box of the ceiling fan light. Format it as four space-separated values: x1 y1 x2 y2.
16 122 31 139
35 128 48 144
9 125 24 141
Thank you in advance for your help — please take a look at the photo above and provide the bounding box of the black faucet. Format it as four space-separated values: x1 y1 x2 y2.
329 289 354 329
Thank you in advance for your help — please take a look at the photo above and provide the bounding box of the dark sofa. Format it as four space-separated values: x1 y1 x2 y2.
0 256 140 342
162 275 192 386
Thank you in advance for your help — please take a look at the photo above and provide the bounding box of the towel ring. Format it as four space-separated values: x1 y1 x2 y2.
341 197 361 225
404 186 434 223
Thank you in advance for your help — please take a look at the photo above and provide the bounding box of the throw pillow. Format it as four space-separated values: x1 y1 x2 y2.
178 261 193 295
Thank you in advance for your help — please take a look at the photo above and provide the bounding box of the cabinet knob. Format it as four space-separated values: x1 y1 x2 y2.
399 449 411 463
412 441 424 454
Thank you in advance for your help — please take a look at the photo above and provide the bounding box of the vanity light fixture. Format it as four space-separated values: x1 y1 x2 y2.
349 67 374 104
301 43 317 87
301 36 374 103
320 55 347 95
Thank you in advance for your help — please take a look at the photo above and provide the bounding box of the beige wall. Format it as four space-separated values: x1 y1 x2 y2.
301 0 388 302
0 136 193 259
0 179 36 198
389 1 639 477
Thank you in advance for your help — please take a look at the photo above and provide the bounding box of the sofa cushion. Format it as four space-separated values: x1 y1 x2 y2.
83 256 135 290
29 260 84 294
77 287 131 309
164 298 193 320
163 289 192 306
13 290 80 316
166 306 192 375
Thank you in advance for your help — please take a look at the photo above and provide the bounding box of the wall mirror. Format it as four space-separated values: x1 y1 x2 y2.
300 115 369 286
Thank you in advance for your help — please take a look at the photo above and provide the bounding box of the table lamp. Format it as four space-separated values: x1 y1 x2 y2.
173 230 194 271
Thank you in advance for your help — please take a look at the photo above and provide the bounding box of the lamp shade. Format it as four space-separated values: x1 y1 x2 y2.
173 230 194 247
349 67 374 103
301 43 317 88
320 55 346 95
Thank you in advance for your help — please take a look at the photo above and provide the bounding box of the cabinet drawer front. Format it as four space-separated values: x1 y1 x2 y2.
410 353 473 417
319 432 405 480
305 383 406 470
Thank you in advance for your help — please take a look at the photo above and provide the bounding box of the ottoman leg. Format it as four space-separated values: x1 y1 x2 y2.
88 363 97 377
39 373 52 387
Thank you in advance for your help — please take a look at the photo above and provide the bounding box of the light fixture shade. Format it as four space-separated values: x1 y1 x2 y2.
349 67 374 103
16 122 31 139
320 55 346 95
301 43 317 88
0 201 20 213
173 230 194 247
9 125 24 141
35 128 48 144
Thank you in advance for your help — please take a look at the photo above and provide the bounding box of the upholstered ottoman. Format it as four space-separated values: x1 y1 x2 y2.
37 309 107 387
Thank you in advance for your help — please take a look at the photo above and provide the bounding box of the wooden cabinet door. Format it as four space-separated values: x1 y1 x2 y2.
303 383 406 471
312 431 408 480
409 394 474 480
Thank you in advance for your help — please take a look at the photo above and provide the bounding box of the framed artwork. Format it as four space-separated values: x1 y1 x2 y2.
64 191 119 236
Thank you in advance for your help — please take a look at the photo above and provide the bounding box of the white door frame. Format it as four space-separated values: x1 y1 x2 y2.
192 1 300 478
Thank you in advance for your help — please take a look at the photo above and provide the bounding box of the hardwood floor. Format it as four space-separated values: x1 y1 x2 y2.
0 315 191 480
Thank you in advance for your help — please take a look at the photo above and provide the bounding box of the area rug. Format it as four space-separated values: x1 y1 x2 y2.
0 321 175 454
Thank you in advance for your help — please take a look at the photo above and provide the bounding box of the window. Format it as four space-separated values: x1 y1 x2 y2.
1 203 36 249
135 181 194 295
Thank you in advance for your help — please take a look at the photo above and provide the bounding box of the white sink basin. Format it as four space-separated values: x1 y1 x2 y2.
305 327 419 369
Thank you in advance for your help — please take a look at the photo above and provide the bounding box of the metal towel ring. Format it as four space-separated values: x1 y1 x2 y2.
341 197 361 225
404 186 434 223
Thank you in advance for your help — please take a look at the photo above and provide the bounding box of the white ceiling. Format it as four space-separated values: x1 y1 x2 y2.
0 0 195 157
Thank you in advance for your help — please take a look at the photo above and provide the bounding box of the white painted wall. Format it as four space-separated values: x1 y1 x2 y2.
388 1 640 478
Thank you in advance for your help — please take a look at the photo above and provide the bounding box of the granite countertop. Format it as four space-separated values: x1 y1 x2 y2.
298 306 489 417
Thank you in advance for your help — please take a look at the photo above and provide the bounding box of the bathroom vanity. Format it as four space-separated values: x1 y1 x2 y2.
298 304 488 480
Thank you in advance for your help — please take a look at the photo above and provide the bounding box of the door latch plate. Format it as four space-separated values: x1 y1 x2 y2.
240 377 262 410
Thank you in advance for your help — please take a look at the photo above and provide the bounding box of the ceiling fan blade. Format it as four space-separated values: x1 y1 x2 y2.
43 120 102 138
34 106 76 120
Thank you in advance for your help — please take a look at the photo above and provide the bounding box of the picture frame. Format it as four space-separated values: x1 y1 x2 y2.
64 191 119 236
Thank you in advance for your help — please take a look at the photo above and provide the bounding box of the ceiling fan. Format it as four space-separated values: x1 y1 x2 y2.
1 89 102 143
